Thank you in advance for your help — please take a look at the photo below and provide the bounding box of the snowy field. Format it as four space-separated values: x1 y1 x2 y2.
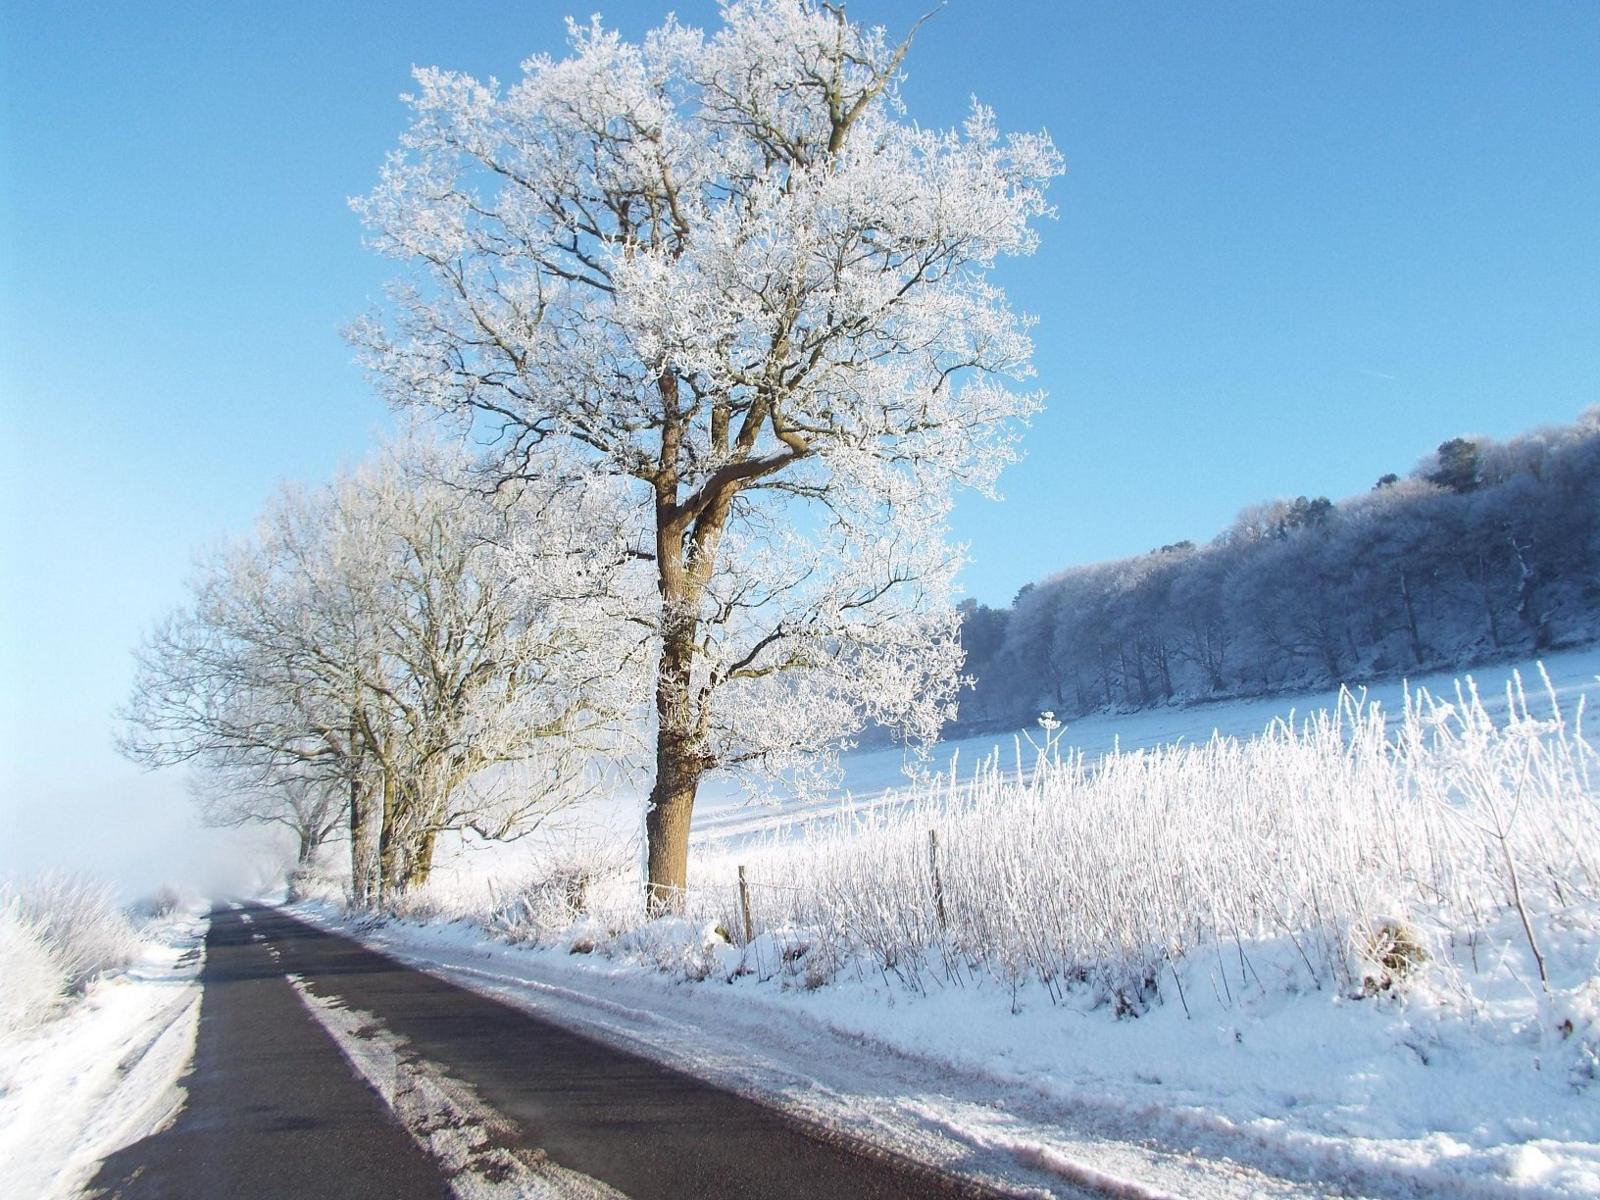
311 645 1600 1198
418 644 1600 872
5 652 1589 1197
689 643 1600 846
0 906 205 1199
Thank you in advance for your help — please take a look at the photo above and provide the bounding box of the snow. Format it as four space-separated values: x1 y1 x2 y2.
0 911 206 1200
288 972 624 1199
0 902 66 1036
292 903 1310 1198
19 650 1578 1196
295 898 1600 1199
400 645 1600 885
312 644 1600 1199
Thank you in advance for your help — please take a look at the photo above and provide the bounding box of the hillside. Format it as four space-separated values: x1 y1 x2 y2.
955 411 1600 732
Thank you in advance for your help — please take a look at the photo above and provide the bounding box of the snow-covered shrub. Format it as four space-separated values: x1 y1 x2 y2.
286 866 349 907
0 900 66 1035
1356 919 1430 997
130 884 182 922
1556 977 1600 1089
486 845 638 945
395 668 1594 1041
491 868 596 938
2 875 140 995
604 918 735 983
378 886 456 923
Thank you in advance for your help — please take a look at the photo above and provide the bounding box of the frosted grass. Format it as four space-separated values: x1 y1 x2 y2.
374 670 1598 1021
616 671 1600 1011
0 875 142 1034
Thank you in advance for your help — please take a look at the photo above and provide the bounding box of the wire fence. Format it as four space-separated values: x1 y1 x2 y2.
381 675 1598 1015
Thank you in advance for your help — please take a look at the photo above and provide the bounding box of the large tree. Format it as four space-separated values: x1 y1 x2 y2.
352 1 1060 909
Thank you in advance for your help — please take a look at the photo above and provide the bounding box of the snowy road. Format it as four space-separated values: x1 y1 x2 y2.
89 905 1038 1199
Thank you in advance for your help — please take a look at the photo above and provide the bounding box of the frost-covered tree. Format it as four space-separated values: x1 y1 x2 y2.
121 485 376 874
123 438 635 900
192 767 347 867
959 413 1600 728
1339 478 1448 670
1168 544 1238 694
332 444 639 893
351 2 1060 908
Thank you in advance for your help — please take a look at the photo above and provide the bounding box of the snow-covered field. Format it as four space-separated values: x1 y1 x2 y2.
689 643 1600 845
0 908 206 1200
308 646 1600 1198
6 654 1583 1197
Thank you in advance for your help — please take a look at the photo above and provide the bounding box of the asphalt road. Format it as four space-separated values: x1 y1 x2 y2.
87 906 451 1200
89 904 1023 1199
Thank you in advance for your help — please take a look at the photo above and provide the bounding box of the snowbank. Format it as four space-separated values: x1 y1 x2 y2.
299 901 1597 1198
0 907 206 1200
0 874 144 1034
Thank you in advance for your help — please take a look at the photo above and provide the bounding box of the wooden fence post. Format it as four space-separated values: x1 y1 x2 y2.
928 829 947 932
738 865 754 945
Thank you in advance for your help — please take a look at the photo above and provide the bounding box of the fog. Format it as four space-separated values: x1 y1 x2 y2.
0 756 288 904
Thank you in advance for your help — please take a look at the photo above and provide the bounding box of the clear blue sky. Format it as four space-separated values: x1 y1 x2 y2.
3 1 1596 890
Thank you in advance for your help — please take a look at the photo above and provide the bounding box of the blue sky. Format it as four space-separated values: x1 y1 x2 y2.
2 1 1596 889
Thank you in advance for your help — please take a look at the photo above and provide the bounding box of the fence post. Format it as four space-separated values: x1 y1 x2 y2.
928 829 947 932
738 865 754 945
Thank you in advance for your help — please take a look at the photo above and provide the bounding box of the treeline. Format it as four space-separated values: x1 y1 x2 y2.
956 411 1600 730
120 439 644 904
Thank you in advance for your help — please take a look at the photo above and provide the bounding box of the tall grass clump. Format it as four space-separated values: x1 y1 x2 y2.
0 899 66 1035
677 672 1597 1014
0 874 140 1034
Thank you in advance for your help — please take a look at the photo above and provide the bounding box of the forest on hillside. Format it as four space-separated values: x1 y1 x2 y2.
955 411 1600 731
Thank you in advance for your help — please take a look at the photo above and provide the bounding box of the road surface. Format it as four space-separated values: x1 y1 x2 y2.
88 904 1026 1199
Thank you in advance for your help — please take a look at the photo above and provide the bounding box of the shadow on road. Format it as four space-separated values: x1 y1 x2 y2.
266 905 1023 1200
85 907 451 1200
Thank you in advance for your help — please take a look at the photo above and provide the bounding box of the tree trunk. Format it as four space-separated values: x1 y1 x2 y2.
405 829 439 890
1130 640 1151 706
1471 558 1504 648
1509 536 1553 650
641 367 743 914
1156 644 1174 701
1318 623 1343 680
377 772 401 902
1398 569 1426 666
348 775 376 907
645 741 701 914
644 617 704 913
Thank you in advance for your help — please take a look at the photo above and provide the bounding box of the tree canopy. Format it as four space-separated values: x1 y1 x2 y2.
351 1 1060 906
